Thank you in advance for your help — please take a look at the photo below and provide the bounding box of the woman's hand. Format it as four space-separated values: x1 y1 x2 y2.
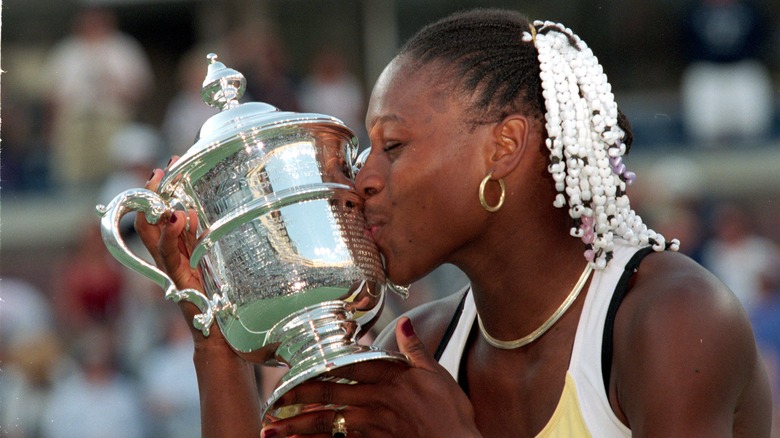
135 159 263 437
133 159 220 345
261 317 481 438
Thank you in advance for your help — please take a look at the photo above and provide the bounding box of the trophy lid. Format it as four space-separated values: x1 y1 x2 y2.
161 53 357 191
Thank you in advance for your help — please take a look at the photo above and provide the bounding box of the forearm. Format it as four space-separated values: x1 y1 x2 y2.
194 341 263 438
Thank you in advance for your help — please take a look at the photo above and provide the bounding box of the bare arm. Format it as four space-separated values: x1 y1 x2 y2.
136 166 262 437
611 252 771 437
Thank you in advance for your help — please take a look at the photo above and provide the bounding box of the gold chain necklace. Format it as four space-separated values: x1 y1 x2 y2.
477 264 593 350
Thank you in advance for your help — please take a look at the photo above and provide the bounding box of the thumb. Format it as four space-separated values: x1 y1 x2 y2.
395 317 437 371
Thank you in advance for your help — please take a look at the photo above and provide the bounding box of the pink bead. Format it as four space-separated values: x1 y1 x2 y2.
584 249 595 262
581 215 594 227
582 230 595 244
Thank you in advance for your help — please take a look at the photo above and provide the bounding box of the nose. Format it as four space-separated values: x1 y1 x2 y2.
354 148 384 198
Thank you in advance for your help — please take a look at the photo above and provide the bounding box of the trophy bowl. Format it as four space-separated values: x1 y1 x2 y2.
96 54 408 422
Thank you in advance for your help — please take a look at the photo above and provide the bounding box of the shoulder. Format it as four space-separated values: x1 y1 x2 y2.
615 250 750 350
610 250 771 434
374 289 467 353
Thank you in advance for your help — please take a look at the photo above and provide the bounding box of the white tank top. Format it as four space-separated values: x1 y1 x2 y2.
436 242 650 437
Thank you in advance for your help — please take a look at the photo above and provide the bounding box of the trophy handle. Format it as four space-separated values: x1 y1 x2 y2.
96 188 217 335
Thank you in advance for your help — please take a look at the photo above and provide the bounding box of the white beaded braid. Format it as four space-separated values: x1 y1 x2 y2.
523 21 679 269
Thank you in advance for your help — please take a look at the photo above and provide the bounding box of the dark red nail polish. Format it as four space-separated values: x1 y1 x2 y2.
263 428 278 438
401 319 415 337
148 170 156 181
169 213 178 224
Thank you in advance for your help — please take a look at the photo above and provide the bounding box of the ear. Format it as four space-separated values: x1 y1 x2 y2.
486 115 535 179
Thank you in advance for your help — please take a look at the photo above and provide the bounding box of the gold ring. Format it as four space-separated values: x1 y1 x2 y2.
332 412 347 438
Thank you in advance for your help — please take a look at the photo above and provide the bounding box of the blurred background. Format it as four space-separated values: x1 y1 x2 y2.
2 0 780 436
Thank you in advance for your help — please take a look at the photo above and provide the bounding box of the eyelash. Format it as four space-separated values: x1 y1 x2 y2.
383 142 403 153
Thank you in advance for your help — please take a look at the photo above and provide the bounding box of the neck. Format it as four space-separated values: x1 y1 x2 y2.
463 234 588 343
450 158 590 343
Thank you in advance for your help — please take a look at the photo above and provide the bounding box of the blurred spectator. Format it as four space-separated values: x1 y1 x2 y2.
40 327 145 438
162 49 220 156
1 333 66 438
0 279 64 437
1 97 51 192
680 0 773 144
0 278 54 345
222 20 300 111
649 204 706 264
52 223 125 336
41 6 153 190
701 202 780 313
298 47 367 141
99 122 165 238
750 262 780 436
138 309 201 438
99 123 164 204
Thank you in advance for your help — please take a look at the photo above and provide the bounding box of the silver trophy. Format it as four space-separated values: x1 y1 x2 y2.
97 53 408 422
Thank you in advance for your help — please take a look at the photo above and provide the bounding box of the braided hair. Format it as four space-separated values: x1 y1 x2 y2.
398 9 678 268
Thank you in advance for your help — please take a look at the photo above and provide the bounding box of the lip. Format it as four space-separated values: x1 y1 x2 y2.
363 208 386 245
364 222 383 243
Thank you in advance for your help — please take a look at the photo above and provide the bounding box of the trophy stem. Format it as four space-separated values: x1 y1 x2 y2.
262 301 408 423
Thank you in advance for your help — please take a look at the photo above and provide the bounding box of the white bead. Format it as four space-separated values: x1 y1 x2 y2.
581 190 592 201
652 236 666 251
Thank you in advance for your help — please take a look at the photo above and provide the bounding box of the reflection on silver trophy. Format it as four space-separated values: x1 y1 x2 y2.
96 54 408 422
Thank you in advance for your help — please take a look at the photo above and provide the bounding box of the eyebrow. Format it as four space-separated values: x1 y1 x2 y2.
368 113 406 129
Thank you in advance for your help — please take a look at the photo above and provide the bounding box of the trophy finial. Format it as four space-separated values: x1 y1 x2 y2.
201 52 246 111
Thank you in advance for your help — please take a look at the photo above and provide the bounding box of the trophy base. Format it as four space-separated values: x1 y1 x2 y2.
262 343 408 423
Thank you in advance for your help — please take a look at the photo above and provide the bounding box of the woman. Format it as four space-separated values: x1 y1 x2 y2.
137 9 771 437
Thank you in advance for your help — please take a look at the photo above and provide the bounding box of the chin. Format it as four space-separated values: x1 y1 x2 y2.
384 262 427 289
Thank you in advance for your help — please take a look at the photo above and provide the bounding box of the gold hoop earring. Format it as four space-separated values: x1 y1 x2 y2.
479 173 505 212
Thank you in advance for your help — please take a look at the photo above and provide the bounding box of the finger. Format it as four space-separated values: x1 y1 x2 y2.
165 155 180 170
185 209 199 249
273 378 368 410
395 317 438 372
263 409 370 438
321 355 409 384
135 169 164 263
159 210 191 281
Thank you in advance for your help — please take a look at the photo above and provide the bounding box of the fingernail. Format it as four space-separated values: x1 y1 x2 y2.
262 428 278 438
166 157 173 167
148 170 156 181
169 213 178 224
401 318 415 337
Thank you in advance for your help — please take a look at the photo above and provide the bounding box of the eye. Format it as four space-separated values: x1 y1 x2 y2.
383 142 403 153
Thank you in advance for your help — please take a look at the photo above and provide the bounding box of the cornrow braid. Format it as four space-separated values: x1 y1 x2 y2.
398 9 545 123
400 9 679 268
